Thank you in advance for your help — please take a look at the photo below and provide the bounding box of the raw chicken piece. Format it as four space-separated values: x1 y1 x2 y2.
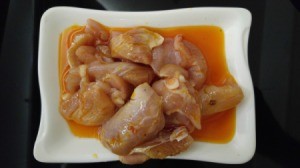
110 28 164 64
64 67 81 93
151 38 182 74
100 83 165 155
200 76 244 115
60 65 115 126
119 153 149 165
70 84 115 126
158 64 189 79
95 45 112 60
67 33 95 68
152 76 201 129
165 113 195 132
176 35 207 89
120 127 193 164
76 45 113 65
94 81 111 94
65 63 132 108
92 77 132 107
85 18 109 42
88 62 155 86
151 35 207 89
67 19 110 67
110 30 122 39
102 74 133 107
60 92 80 119
75 46 97 64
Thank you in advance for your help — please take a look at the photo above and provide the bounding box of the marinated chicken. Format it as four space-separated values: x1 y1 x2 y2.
100 83 165 155
151 35 207 89
110 28 164 64
88 61 155 86
152 74 202 130
200 76 244 115
59 19 244 164
120 127 193 164
60 65 115 126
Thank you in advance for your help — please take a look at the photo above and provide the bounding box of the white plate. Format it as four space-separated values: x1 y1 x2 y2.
34 7 255 164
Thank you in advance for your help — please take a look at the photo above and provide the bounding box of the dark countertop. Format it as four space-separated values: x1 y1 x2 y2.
1 0 300 167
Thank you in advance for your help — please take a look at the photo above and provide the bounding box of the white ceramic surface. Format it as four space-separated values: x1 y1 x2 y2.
34 7 255 164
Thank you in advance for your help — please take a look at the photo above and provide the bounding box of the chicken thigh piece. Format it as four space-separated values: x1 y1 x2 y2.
110 28 164 64
200 76 244 115
67 33 95 68
151 35 207 89
152 74 201 129
88 61 155 86
174 35 207 89
100 83 165 155
60 65 116 126
120 127 193 164
85 18 109 42
151 38 182 74
101 74 133 107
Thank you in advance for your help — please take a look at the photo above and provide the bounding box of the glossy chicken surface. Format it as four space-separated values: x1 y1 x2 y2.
200 76 244 116
59 19 244 164
88 61 155 86
100 83 164 155
151 35 207 89
120 127 193 164
152 75 202 130
60 65 115 126
110 28 164 64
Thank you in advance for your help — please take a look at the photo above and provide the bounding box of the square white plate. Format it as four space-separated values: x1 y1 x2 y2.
34 7 255 164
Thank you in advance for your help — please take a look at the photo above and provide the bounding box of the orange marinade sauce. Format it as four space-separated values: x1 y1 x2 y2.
59 24 235 144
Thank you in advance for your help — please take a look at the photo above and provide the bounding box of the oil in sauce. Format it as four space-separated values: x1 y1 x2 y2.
59 24 236 143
